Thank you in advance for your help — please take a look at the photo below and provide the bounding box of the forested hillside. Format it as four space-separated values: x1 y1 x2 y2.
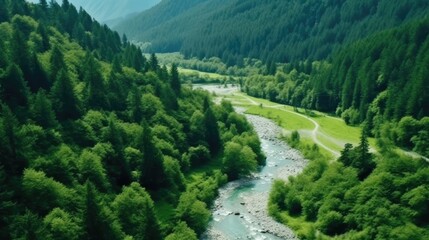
26 0 161 23
0 0 264 239
243 17 429 157
116 0 429 65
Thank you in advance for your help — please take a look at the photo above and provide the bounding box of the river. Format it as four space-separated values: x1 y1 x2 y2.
202 111 308 240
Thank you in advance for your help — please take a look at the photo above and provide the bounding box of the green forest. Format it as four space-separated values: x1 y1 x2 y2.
2 0 429 239
269 132 429 239
243 17 429 157
117 0 429 65
0 0 264 239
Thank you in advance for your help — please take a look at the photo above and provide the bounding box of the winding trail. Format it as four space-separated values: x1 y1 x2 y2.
240 95 341 157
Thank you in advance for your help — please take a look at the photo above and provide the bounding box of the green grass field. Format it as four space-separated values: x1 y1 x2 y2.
222 91 377 156
246 106 314 131
178 67 229 80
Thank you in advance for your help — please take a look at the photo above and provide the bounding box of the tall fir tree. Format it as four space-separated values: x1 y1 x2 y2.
51 68 81 120
49 45 67 82
83 181 123 240
137 122 166 190
0 0 9 23
170 63 181 95
203 100 221 154
0 64 29 109
31 90 58 129
83 52 108 109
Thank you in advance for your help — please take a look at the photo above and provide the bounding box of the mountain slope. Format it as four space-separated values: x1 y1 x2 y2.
117 0 429 64
27 0 161 23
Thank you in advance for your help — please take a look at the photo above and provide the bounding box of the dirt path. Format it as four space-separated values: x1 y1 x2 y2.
239 95 341 157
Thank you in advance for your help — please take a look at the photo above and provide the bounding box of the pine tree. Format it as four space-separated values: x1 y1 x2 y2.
137 122 166 190
50 45 67 82
204 104 221 155
170 63 181 95
83 52 108 109
0 104 25 174
149 53 159 72
127 87 143 123
29 53 50 91
83 181 123 240
11 28 31 82
37 24 50 52
0 0 9 23
353 128 375 180
103 114 131 187
51 68 81 120
31 90 58 129
0 64 30 109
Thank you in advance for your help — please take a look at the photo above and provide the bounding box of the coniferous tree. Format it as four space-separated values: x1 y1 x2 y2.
51 69 81 120
127 87 143 123
0 166 15 239
31 90 58 129
203 102 221 155
0 64 29 109
0 104 25 174
83 181 123 240
83 52 108 109
10 28 31 82
0 0 9 23
149 53 159 72
354 128 375 180
36 24 50 52
137 122 166 190
29 53 50 91
103 114 131 187
170 63 181 95
49 45 67 82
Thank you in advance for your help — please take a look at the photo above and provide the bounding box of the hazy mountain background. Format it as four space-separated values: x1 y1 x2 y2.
26 0 161 24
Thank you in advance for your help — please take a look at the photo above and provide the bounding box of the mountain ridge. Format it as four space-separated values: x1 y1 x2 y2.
116 0 429 64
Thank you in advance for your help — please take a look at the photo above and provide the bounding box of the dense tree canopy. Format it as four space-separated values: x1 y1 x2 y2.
0 0 263 239
117 0 429 65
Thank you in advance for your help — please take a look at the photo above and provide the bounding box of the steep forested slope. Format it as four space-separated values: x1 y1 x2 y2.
0 0 264 239
26 0 161 23
117 0 429 64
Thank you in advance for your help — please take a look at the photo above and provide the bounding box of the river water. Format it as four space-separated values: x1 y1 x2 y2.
202 113 308 240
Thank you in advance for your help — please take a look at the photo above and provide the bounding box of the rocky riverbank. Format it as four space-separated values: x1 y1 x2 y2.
203 114 308 239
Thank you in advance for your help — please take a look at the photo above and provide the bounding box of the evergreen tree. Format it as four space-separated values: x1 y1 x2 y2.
0 64 30 109
9 0 28 16
353 128 375 180
339 143 354 167
149 53 159 72
0 166 15 239
127 87 143 123
51 69 81 120
204 103 221 155
37 24 50 52
0 104 25 174
83 181 123 240
137 122 166 190
0 0 9 23
103 115 131 187
11 28 31 82
170 63 181 95
31 90 58 129
122 34 128 45
83 52 108 109
29 53 50 91
49 45 67 82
